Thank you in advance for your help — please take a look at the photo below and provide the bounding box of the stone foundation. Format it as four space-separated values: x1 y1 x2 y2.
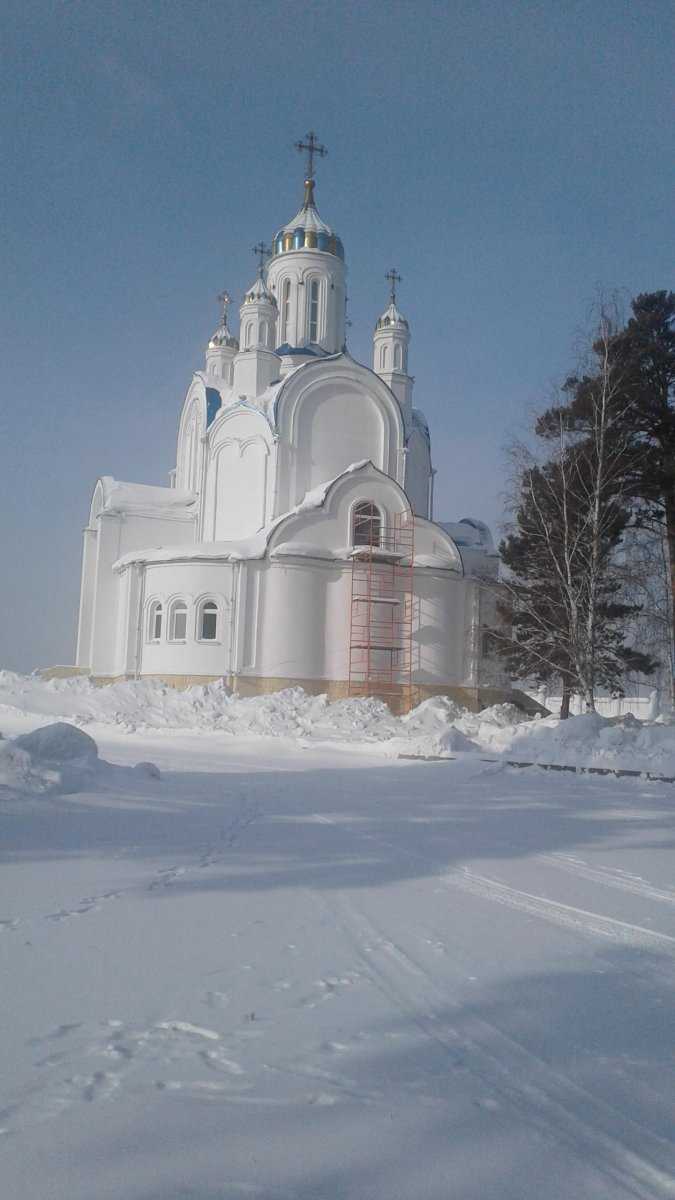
54 668 545 717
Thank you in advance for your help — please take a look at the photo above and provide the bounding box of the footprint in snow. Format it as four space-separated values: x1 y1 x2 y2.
204 989 231 1009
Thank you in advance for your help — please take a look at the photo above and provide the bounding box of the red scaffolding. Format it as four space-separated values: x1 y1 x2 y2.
347 508 416 713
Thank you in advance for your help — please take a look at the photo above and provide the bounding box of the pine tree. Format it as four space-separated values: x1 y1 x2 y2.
497 447 654 716
536 292 675 699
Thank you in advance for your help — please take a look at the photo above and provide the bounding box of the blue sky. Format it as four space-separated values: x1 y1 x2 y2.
1 0 672 671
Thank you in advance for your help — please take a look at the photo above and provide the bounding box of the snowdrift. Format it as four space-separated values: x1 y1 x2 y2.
1 671 674 776
0 719 160 796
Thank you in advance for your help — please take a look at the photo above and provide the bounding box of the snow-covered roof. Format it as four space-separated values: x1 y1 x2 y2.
439 518 495 554
278 196 333 239
99 477 197 516
242 275 276 306
113 460 371 572
375 302 409 331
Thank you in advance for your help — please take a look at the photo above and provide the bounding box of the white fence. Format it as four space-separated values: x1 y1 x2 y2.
527 691 659 719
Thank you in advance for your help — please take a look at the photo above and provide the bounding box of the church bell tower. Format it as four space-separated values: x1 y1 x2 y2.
373 270 413 420
266 132 346 362
232 244 279 399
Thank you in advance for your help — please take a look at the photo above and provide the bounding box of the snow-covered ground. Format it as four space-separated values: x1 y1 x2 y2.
2 675 675 1198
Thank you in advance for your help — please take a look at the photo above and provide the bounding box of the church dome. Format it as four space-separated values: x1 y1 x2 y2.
375 302 409 331
208 291 239 350
272 178 345 260
208 322 239 350
243 275 276 306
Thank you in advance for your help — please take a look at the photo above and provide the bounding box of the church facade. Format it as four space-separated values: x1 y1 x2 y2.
75 137 508 711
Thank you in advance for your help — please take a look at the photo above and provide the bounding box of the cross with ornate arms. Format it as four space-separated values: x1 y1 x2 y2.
385 268 402 305
294 130 327 181
217 290 231 322
252 242 271 277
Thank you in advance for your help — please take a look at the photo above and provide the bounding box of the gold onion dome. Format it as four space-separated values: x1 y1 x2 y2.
208 316 239 350
272 177 344 260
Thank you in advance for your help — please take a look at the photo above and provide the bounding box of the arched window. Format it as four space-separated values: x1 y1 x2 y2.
308 279 319 342
380 344 388 370
168 600 188 642
394 343 402 370
352 501 382 548
245 322 253 349
281 279 291 341
260 320 269 347
148 601 163 642
198 600 218 641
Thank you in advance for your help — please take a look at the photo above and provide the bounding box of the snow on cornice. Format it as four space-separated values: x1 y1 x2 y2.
113 460 372 572
100 477 197 516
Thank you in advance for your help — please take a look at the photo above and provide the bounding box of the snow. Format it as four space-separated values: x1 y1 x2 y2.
2 672 675 775
2 675 675 1198
113 460 372 571
99 476 197 514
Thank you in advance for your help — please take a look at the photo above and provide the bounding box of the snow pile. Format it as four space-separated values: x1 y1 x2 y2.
0 720 161 797
0 672 405 741
0 723 99 794
491 710 675 775
0 737 36 791
2 672 675 774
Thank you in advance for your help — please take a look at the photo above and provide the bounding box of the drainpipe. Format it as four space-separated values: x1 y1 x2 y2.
228 560 240 689
429 468 437 521
134 563 145 680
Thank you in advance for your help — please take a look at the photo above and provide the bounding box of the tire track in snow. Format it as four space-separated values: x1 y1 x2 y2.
537 854 675 907
321 892 675 1200
441 869 675 955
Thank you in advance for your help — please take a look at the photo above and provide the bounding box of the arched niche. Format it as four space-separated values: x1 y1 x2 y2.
275 362 404 510
206 407 272 541
176 383 207 491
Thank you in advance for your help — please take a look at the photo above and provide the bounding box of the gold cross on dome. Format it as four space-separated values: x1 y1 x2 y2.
252 242 271 277
294 130 327 181
385 269 402 305
217 290 231 320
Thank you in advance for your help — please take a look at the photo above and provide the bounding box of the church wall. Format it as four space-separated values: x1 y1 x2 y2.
139 560 235 678
89 512 197 675
405 431 431 518
295 386 384 502
412 571 468 684
271 474 410 557
275 371 403 514
266 249 345 354
89 515 124 676
256 560 335 681
75 527 98 668
204 409 272 541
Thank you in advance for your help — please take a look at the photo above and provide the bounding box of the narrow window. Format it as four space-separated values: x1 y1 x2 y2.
281 279 291 341
245 322 253 349
308 279 319 342
169 600 188 641
260 320 268 347
394 344 402 370
352 501 382 547
380 345 388 370
148 601 163 642
199 601 218 641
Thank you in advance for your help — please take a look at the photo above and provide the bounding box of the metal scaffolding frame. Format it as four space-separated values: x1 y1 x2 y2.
347 508 416 713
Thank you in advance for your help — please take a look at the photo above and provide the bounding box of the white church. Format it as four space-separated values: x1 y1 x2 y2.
74 134 512 712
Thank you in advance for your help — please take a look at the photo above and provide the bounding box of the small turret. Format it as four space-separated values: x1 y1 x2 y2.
373 270 413 419
232 245 280 399
206 291 239 384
